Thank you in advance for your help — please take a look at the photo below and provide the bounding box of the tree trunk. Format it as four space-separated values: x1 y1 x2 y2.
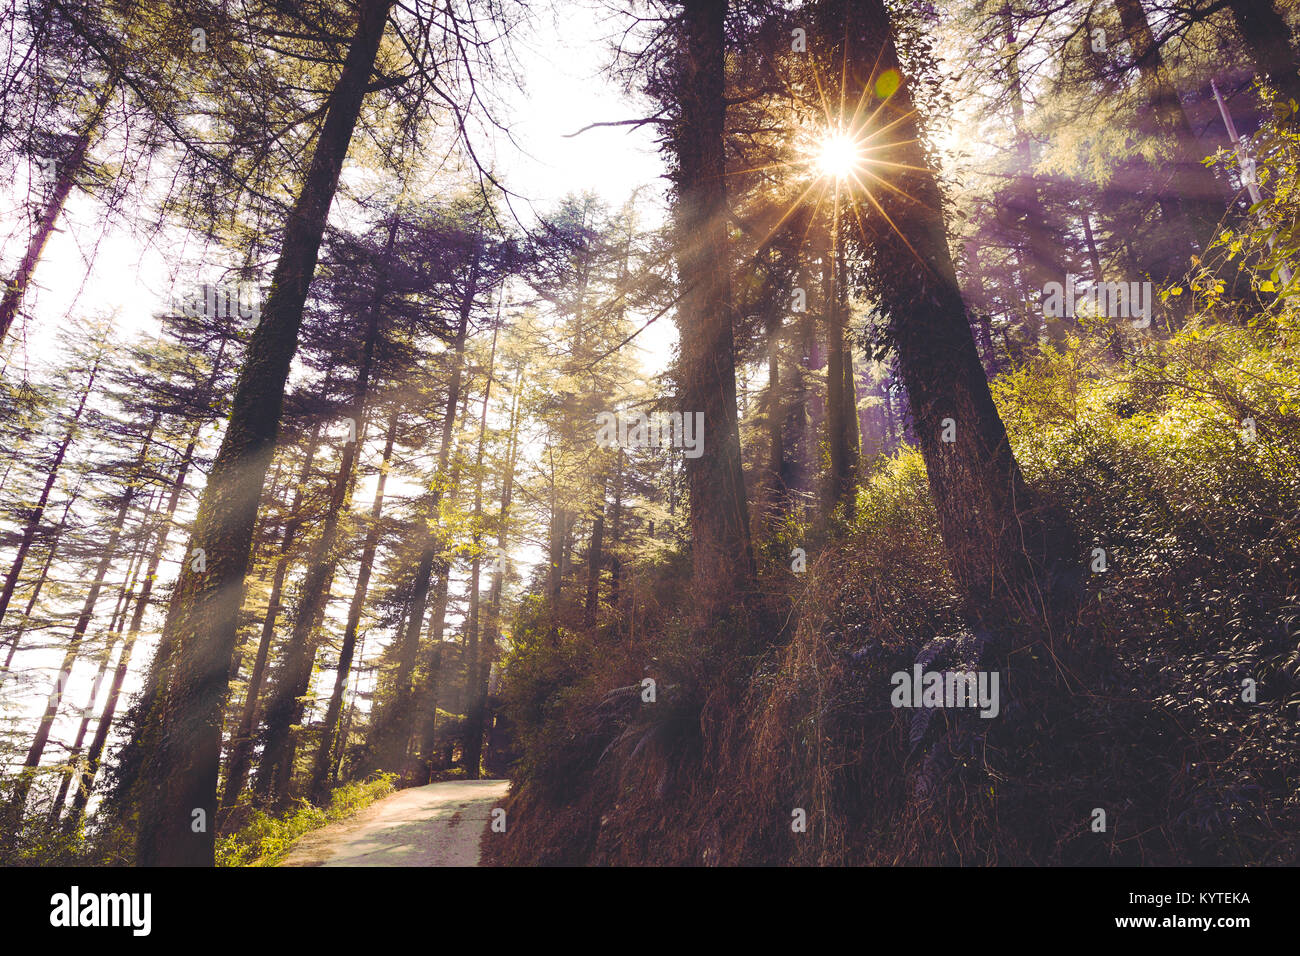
47 516 155 822
461 555 483 777
842 0 1080 640
962 241 998 373
999 4 1068 346
608 449 624 610
403 387 475 776
408 561 452 777
824 225 859 516
4 412 158 823
1114 0 1228 266
1081 211 1103 282
375 253 478 773
841 343 861 478
547 491 564 611
0 81 114 341
0 481 82 686
0 358 99 631
788 305 817 506
469 369 520 775
765 306 785 505
63 416 204 831
256 219 394 807
136 0 393 867
219 421 323 814
462 323 500 777
672 0 755 625
331 631 366 784
308 405 399 802
584 511 604 626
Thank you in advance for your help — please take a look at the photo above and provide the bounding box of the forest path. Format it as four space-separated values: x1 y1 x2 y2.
278 778 510 867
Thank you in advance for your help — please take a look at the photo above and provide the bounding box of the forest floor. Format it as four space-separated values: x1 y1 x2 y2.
277 779 510 867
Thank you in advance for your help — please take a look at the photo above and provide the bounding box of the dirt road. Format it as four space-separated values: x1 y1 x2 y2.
278 778 510 867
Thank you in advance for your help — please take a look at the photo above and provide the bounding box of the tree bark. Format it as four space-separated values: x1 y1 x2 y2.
671 0 755 626
331 631 366 784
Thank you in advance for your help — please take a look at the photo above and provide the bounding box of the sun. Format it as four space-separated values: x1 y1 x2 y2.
815 132 860 180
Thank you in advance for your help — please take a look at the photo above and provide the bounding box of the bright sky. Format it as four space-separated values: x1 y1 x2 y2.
2 1 675 373
493 4 677 367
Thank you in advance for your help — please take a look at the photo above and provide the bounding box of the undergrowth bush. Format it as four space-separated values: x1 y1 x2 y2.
214 774 395 867
489 316 1300 866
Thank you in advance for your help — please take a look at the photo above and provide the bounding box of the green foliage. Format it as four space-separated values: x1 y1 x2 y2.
496 595 607 802
214 774 395 867
0 808 89 867
1194 102 1300 312
493 312 1300 865
991 324 1300 861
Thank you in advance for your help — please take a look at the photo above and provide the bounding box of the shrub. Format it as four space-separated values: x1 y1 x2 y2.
491 317 1300 866
214 774 395 867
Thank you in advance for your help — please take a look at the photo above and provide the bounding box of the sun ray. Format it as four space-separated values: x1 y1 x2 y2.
767 24 953 285
855 179 934 278
753 178 830 254
857 109 922 148
856 164 933 213
855 158 932 175
860 137 921 154
846 36 893 134
816 133 860 179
